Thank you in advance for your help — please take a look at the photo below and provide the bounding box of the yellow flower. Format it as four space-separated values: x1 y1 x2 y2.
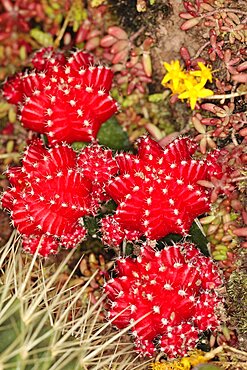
189 62 213 85
150 363 183 370
161 60 186 90
150 350 208 370
178 79 213 109
170 74 198 95
185 74 198 85
166 80 186 95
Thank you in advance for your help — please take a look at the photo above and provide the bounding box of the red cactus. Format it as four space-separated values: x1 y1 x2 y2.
31 47 67 71
104 241 223 357
77 143 119 214
101 215 142 247
101 136 222 247
3 48 119 144
1 139 118 256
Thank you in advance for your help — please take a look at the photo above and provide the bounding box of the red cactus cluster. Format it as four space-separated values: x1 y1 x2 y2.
104 242 223 357
101 135 222 247
2 132 223 256
1 139 119 256
1 0 241 362
1 45 120 256
3 48 119 144
77 143 118 214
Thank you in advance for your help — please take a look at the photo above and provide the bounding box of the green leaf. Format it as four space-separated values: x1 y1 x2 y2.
97 117 131 150
30 29 54 47
189 220 209 256
71 141 88 150
83 216 99 236
160 233 183 246
158 221 209 256
148 93 164 102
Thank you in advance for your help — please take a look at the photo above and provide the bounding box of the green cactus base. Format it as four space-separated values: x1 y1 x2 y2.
0 296 83 369
0 232 143 370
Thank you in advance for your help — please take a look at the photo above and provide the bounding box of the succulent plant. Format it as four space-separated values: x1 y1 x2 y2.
0 2 246 369
3 48 119 144
0 0 46 79
0 232 147 370
226 248 247 351
101 26 153 95
104 241 224 358
1 139 118 256
101 135 222 247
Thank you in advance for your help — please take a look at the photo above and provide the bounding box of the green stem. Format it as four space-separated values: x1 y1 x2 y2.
54 10 72 48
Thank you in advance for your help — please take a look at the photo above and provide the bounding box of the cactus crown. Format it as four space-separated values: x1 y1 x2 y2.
104 241 224 358
3 48 119 144
101 135 221 247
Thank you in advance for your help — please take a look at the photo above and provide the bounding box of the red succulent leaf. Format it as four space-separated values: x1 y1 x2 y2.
101 136 220 246
104 242 223 357
0 0 46 35
0 122 14 135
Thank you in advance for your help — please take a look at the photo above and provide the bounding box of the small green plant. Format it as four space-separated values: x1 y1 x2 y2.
0 232 148 370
